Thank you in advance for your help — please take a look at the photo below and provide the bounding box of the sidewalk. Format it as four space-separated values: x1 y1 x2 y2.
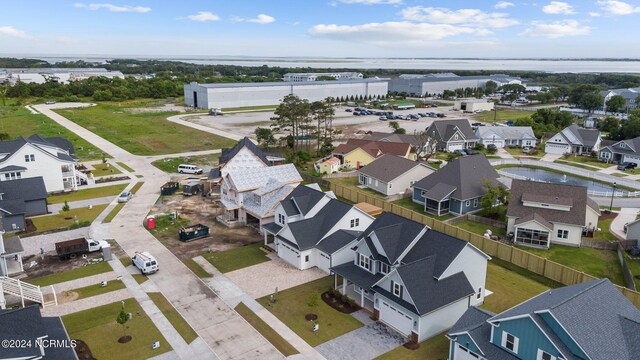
611 208 640 240
540 153 562 162
166 114 245 141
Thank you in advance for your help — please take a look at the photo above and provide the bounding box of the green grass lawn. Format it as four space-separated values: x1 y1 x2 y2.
475 205 508 222
56 103 237 155
90 165 123 177
375 332 450 360
222 105 278 112
147 292 199 344
257 277 363 346
131 182 144 194
203 242 270 273
591 217 618 241
455 220 506 237
48 184 128 204
518 245 625 286
31 204 109 233
27 261 112 286
117 161 135 172
62 298 171 360
68 279 126 300
624 256 640 290
103 203 125 223
329 177 386 198
505 147 544 157
472 109 533 123
482 262 550 314
555 156 611 169
152 153 220 173
391 198 455 221
235 303 300 356
132 274 149 284
0 103 105 160
183 258 213 278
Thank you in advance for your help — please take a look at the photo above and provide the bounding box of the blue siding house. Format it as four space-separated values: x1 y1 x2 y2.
447 278 640 360
412 154 502 216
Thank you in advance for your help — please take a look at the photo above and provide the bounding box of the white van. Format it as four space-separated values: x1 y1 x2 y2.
178 164 203 174
132 251 159 274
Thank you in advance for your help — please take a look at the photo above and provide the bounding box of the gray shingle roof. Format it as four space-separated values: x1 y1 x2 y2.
287 199 353 251
2 236 24 254
0 135 76 163
361 132 424 148
521 193 573 207
0 165 27 172
563 124 601 147
476 126 536 141
358 154 432 183
331 262 384 289
413 154 501 201
490 278 640 360
514 213 554 231
402 228 473 277
316 229 361 254
420 182 457 201
507 180 599 227
0 177 47 202
0 199 26 215
262 222 282 234
428 119 478 142
359 212 426 264
208 167 221 180
220 137 283 166
281 184 326 216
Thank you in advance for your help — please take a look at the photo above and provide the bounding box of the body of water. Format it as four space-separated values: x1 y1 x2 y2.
500 167 622 194
3 54 640 73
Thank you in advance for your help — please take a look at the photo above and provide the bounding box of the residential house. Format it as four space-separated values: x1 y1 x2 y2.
0 135 86 193
332 212 490 343
0 230 24 276
263 184 375 272
0 177 48 231
447 278 640 360
598 136 640 166
624 218 640 245
544 124 602 155
506 180 600 248
217 137 286 175
218 164 302 231
332 139 412 169
475 126 537 148
0 304 79 359
600 87 640 111
361 132 433 157
425 119 478 152
412 154 501 216
316 157 341 175
357 154 434 196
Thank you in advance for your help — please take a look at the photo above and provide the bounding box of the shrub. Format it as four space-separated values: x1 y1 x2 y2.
473 143 485 151
486 144 498 154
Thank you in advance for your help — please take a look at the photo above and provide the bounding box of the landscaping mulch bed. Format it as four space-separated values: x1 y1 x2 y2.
403 341 420 350
73 339 97 360
95 175 130 184
321 290 361 314
305 313 318 321
118 335 132 343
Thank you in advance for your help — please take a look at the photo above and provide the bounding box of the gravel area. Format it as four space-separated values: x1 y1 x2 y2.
315 321 406 360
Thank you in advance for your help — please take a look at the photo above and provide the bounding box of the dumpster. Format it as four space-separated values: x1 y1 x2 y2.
178 224 209 242
160 181 180 195
146 216 156 230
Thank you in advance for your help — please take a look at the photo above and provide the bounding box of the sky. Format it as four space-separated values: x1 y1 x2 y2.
0 0 639 58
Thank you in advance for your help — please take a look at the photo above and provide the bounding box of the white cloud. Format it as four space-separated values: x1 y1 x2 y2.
520 19 590 38
0 26 31 39
309 21 484 45
542 1 576 14
336 0 402 4
597 0 640 15
73 3 151 13
187 11 220 22
495 1 515 9
589 11 601 16
400 6 519 28
233 14 276 24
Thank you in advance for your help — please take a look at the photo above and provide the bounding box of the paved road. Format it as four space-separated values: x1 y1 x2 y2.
34 103 282 360
611 208 640 240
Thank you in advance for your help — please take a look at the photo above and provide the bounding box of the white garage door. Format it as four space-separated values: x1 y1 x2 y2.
380 301 413 335
453 344 483 360
483 140 504 148
545 143 569 154
448 143 464 151
317 252 331 273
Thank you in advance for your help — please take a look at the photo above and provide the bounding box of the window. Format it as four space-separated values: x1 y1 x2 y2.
537 350 556 360
305 255 310 262
359 174 367 185
465 200 471 207
380 263 390 274
24 154 35 162
557 229 569 239
515 228 549 247
350 218 359 228
278 213 285 225
501 332 519 353
476 287 482 299
392 281 403 298
358 253 370 271
473 198 478 207
3 172 21 180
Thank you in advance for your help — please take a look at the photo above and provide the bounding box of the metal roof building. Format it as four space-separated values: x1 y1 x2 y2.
389 73 523 97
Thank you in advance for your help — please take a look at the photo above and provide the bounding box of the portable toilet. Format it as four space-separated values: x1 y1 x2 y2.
101 242 112 261
146 216 156 229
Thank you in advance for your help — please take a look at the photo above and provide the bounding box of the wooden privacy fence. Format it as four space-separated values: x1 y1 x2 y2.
326 180 640 308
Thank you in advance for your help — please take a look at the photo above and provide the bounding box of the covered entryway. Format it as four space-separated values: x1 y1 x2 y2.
379 300 413 336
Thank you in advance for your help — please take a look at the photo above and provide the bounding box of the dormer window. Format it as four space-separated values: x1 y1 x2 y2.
391 280 403 298
380 262 390 274
278 213 285 224
358 253 370 271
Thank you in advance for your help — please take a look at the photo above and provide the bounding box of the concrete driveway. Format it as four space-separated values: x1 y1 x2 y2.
225 254 326 299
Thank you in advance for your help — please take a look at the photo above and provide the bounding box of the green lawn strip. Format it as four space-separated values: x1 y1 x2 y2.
62 298 171 360
328 177 386 198
518 245 625 286
48 184 128 204
89 165 123 177
222 105 278 112
391 198 455 221
147 292 199 344
374 331 449 360
624 256 640 290
68 280 126 300
55 104 236 155
0 103 105 161
31 204 109 233
132 274 149 284
131 182 144 194
116 162 135 173
599 206 622 211
472 109 533 123
591 217 618 241
611 173 629 177
235 302 300 356
183 258 213 278
151 153 220 173
257 277 363 346
103 203 126 223
454 220 506 237
202 242 270 273
482 262 552 314
554 156 611 169
27 261 112 286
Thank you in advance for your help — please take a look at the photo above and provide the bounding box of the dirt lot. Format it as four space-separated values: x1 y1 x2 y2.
149 194 262 261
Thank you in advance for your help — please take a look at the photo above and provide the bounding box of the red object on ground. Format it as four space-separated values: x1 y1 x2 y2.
147 216 155 229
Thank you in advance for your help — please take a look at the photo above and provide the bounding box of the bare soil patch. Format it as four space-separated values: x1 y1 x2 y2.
73 339 97 360
58 291 80 304
22 252 106 280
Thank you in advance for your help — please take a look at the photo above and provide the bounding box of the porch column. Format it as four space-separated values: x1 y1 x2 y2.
18 255 23 272
264 232 268 246
334 274 338 290
437 201 441 216
360 289 364 307
342 279 347 295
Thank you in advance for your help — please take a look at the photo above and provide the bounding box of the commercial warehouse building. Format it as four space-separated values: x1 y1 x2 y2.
184 79 388 109
282 72 363 82
389 73 523 97
453 99 494 112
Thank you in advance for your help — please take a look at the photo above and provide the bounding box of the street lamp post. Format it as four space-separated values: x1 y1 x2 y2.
609 182 617 212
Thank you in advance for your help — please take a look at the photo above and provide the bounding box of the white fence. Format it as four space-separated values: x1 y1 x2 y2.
492 159 640 197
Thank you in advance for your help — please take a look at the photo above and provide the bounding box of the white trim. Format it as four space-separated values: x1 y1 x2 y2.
446 331 486 356
534 310 593 360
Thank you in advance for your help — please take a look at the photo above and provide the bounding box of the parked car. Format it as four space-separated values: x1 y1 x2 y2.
353 111 361 116
118 191 132 203
345 109 352 112
617 162 638 171
45 100 56 105
178 164 203 174
418 113 427 117
522 146 533 153
132 252 159 274
379 116 388 121
471 122 483 126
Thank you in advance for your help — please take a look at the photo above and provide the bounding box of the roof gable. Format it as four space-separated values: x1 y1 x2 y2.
358 154 432 183
286 198 353 250
359 212 426 264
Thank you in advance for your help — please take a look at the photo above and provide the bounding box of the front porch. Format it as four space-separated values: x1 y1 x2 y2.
331 267 382 313
262 222 283 251
216 209 243 228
